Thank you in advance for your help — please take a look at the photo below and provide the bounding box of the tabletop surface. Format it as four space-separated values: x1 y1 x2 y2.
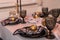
0 16 60 40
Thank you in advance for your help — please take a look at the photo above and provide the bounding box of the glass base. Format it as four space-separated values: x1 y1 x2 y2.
21 18 26 24
21 21 26 24
45 34 55 39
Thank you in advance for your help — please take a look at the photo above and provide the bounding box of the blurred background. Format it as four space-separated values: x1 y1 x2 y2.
0 0 60 21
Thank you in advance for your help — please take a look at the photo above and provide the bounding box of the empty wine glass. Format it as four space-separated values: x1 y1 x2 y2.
20 10 26 23
42 7 49 18
45 14 57 39
49 9 60 18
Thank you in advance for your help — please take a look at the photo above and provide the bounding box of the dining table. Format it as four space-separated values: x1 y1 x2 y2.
0 16 60 40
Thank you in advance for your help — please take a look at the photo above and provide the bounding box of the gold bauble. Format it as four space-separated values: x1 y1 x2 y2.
30 25 37 31
10 17 15 21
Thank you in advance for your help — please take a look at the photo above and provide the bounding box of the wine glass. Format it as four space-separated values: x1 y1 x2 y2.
51 9 60 18
20 10 26 23
45 15 57 39
42 7 48 18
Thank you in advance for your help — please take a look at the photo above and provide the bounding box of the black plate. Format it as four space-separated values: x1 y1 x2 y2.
1 18 22 26
13 26 48 38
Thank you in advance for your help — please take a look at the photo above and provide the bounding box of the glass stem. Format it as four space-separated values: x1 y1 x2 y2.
49 30 51 35
23 18 25 23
